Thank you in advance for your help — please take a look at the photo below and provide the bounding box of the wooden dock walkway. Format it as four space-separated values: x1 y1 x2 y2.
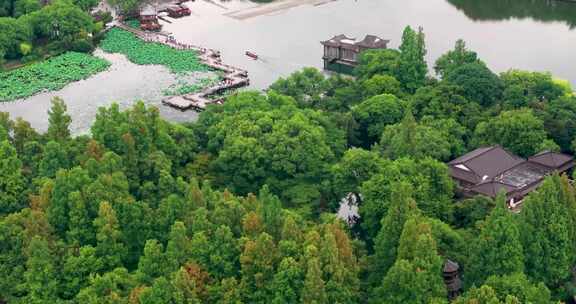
114 23 250 111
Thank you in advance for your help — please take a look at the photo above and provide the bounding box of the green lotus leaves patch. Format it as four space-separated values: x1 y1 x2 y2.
100 28 208 74
0 52 111 102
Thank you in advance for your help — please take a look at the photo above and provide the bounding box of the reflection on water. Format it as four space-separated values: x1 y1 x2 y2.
166 0 576 91
0 50 201 133
447 0 576 28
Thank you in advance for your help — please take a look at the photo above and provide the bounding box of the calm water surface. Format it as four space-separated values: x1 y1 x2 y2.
2 0 576 132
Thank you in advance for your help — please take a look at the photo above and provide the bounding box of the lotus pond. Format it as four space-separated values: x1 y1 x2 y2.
100 28 208 74
0 52 111 102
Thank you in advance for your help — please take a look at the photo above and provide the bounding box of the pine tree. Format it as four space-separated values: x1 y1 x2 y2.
371 182 418 286
209 225 240 280
165 221 191 272
94 201 126 271
0 140 25 214
47 97 72 142
301 245 327 304
259 185 284 241
271 257 304 304
61 245 103 299
48 167 92 237
138 277 179 304
381 108 418 159
38 140 70 178
520 176 574 288
467 192 524 286
13 117 39 154
216 277 243 304
172 262 210 303
66 191 94 246
375 216 447 304
396 26 428 93
23 236 59 304
136 239 168 284
321 225 359 303
240 232 277 303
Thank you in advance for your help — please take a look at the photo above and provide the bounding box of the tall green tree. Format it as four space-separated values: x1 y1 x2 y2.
136 239 168 284
23 236 60 304
65 191 94 246
61 245 103 300
355 49 401 81
39 140 70 178
371 182 418 286
396 26 428 93
47 97 72 142
0 140 25 214
301 245 327 304
271 257 304 304
434 39 482 78
93 201 126 271
240 232 277 303
374 216 447 304
165 221 191 273
379 108 453 161
467 193 525 286
520 176 574 289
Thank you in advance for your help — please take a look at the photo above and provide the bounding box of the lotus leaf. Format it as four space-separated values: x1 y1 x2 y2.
0 52 111 102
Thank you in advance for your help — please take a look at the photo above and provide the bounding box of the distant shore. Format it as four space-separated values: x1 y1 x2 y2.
224 0 338 20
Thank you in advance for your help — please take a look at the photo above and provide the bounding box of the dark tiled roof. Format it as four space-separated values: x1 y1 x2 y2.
529 151 574 169
449 166 480 184
356 35 390 49
449 146 524 182
449 146 495 165
321 34 355 47
471 181 517 198
321 34 389 50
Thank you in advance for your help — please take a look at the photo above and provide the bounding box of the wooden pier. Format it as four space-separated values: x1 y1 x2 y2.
114 23 250 111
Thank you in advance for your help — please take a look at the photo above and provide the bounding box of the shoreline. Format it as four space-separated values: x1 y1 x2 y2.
112 23 250 111
224 0 338 20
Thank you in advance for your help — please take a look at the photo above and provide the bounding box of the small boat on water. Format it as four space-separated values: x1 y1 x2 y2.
245 51 258 60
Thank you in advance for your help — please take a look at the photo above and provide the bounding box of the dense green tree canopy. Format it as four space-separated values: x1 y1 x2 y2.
2 25 576 304
467 193 524 286
434 39 482 78
473 108 549 157
444 62 502 106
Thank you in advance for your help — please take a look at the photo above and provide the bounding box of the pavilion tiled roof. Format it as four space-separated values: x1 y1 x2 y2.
448 146 574 200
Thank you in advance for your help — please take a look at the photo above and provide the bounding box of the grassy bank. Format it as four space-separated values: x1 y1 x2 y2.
0 52 111 102
100 28 208 74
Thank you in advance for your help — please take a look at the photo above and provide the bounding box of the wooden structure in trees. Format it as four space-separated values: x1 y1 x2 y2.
321 34 389 74
443 259 462 300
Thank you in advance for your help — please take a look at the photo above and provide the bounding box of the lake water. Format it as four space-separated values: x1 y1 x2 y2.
2 0 576 132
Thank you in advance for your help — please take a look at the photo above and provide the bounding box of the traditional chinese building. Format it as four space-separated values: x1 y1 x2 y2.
448 146 574 208
321 34 389 74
